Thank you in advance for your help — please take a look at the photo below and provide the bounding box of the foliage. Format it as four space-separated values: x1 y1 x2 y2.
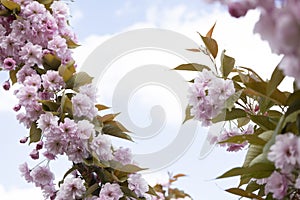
175 19 300 199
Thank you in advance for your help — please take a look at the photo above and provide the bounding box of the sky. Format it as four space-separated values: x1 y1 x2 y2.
0 0 286 199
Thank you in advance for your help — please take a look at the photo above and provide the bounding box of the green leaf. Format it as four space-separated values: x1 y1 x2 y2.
217 163 275 179
249 153 269 167
63 36 80 49
221 50 235 78
267 65 284 96
183 105 193 123
212 108 247 123
199 34 218 58
84 183 99 198
102 122 133 141
286 96 300 117
39 100 60 112
287 90 300 105
297 114 300 135
68 72 93 91
147 185 158 196
219 134 266 146
110 162 146 173
245 81 288 106
225 188 264 200
250 115 276 130
225 90 243 111
98 113 120 123
29 122 42 144
0 9 10 16
206 22 216 38
245 181 261 193
262 116 285 160
95 104 110 111
37 0 53 5
9 67 20 84
185 48 200 52
1 0 20 11
242 145 263 168
42 53 61 71
121 186 139 198
58 61 76 82
58 165 77 187
61 94 73 116
173 63 210 71
237 117 250 128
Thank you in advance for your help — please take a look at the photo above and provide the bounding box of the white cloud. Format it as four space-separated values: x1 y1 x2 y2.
0 185 43 200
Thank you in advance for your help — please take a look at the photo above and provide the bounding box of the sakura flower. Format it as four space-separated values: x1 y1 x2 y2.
19 162 33 183
78 84 98 102
48 36 68 59
128 174 149 197
59 118 78 138
188 69 235 126
16 86 38 106
72 93 98 120
22 1 46 18
2 57 16 70
268 132 300 172
16 66 37 83
41 70 65 91
50 1 70 17
77 120 95 140
30 166 54 187
56 177 86 200
90 134 113 161
99 183 123 200
24 74 41 88
114 147 133 165
37 112 59 133
217 126 253 152
265 171 288 199
19 42 43 67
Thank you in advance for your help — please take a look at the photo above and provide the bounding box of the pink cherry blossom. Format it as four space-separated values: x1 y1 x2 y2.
99 183 123 200
265 171 288 199
114 147 133 165
19 42 43 67
56 177 86 200
2 57 16 70
268 133 300 172
19 162 33 183
90 134 113 161
128 174 149 197
30 166 54 187
41 70 65 91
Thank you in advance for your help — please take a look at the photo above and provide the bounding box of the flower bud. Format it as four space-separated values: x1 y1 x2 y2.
36 141 43 150
29 149 39 160
20 137 28 144
13 104 21 112
2 80 10 91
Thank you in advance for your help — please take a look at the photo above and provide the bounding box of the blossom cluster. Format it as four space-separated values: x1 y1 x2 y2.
258 133 300 199
188 69 235 126
214 125 254 152
0 0 74 71
0 0 154 199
